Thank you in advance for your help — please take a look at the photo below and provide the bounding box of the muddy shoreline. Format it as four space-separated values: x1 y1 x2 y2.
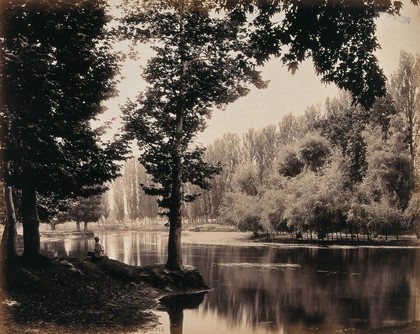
0 256 209 334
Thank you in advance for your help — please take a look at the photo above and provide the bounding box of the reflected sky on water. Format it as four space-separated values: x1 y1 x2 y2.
41 231 420 334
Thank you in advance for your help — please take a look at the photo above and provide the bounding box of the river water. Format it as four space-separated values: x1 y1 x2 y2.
41 231 420 334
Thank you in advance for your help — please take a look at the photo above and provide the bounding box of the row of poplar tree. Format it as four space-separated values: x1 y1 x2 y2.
105 51 419 240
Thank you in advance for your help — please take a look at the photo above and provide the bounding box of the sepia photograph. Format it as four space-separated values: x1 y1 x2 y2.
1 0 420 333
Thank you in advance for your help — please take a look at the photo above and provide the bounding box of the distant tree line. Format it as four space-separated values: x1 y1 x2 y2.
43 157 163 232
183 51 419 240
107 158 160 227
107 51 419 241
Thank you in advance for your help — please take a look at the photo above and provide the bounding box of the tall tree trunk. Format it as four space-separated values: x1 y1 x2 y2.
4 186 18 260
167 158 183 270
167 114 184 269
167 6 186 271
412 122 420 238
0 226 6 262
22 183 40 258
412 110 420 238
203 194 209 224
0 182 4 261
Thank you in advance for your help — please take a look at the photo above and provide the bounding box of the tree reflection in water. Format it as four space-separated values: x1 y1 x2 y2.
40 232 420 333
159 292 207 334
189 246 419 332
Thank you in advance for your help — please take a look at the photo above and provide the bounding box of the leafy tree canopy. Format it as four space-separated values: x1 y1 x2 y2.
120 0 418 108
1 0 125 199
120 0 268 214
0 0 127 257
118 0 418 268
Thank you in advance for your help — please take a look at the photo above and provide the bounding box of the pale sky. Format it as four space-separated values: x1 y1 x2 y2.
104 1 420 146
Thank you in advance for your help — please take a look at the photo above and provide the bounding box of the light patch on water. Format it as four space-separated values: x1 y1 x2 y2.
316 270 361 276
359 245 420 249
138 309 286 334
261 243 420 250
3 299 20 307
317 270 347 275
217 263 300 270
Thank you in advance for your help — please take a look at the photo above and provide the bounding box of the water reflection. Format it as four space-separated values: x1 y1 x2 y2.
41 231 168 265
190 246 420 332
40 231 420 333
159 292 207 334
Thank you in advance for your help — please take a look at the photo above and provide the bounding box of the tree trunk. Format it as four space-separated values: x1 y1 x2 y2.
0 226 6 261
412 187 420 239
22 183 40 258
203 195 209 224
167 158 183 270
208 192 214 222
167 7 186 271
76 221 81 231
84 221 88 231
4 186 18 259
414 212 420 239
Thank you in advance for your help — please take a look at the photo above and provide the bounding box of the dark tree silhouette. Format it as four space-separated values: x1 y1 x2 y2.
1 0 125 259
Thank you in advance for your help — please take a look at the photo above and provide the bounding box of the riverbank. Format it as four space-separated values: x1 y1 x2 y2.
0 256 208 334
180 229 420 248
28 223 420 248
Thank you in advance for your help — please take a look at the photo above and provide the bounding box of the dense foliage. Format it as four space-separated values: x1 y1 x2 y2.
53 194 104 230
0 0 124 257
108 53 419 241
189 53 419 240
120 0 273 269
117 0 416 268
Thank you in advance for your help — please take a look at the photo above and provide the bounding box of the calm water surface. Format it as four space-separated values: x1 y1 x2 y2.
41 231 420 334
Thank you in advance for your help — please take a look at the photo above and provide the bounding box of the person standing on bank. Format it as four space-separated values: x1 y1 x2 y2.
88 236 104 259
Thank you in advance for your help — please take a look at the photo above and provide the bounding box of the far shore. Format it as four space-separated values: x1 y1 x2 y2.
180 230 420 248
46 226 420 249
3 223 420 249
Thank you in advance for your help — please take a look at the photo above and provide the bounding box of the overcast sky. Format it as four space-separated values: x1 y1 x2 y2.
105 1 420 146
